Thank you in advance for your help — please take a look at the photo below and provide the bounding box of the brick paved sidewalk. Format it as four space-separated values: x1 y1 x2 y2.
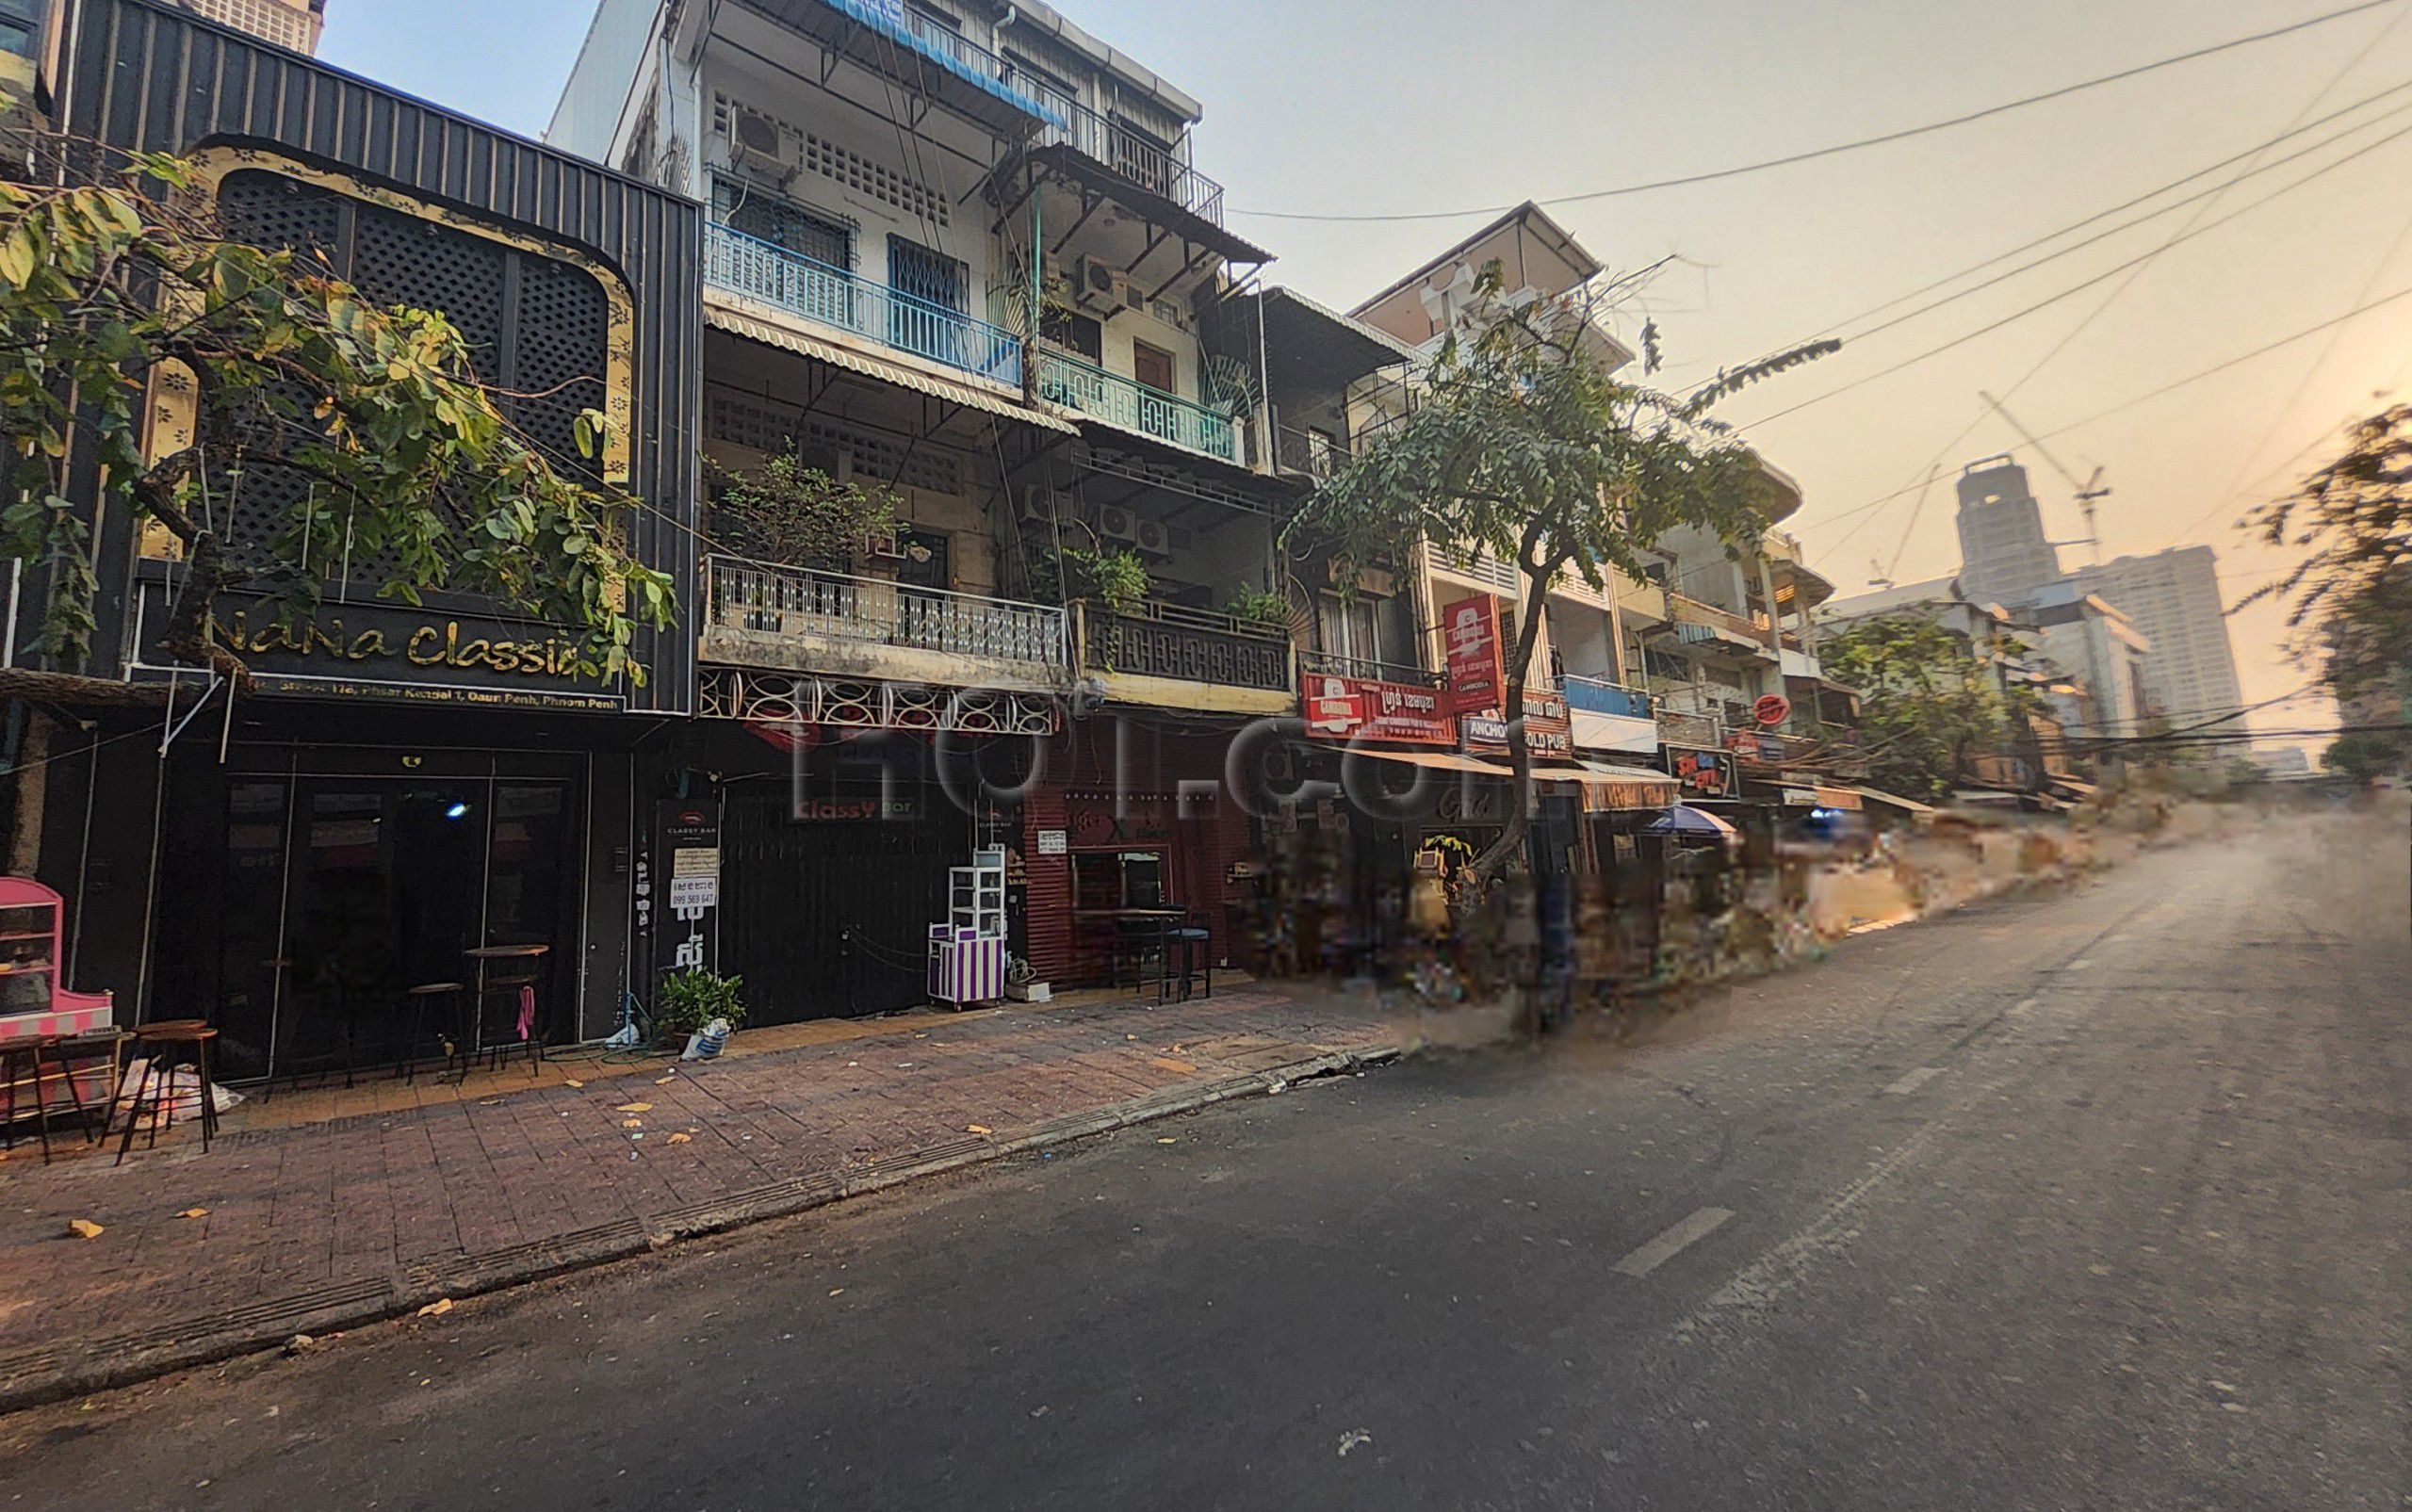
0 987 1408 1409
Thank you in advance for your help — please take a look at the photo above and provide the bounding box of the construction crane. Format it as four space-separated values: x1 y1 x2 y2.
1979 391 2111 563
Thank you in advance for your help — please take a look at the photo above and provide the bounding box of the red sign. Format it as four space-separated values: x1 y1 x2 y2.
1442 595 1505 715
1753 694 1793 728
1670 747 1730 797
1301 674 1457 746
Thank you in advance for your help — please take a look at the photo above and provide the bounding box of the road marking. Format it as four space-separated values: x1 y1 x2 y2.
2064 958 2094 972
1614 1207 1736 1277
1886 1067 1943 1097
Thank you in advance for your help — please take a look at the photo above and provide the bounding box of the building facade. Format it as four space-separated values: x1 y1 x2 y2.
2068 546 2246 730
8 0 702 1081
174 0 321 53
1954 456 2064 609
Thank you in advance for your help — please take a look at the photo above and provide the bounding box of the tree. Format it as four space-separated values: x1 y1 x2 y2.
1821 615 2032 802
1281 262 1835 884
2322 729 2406 785
2246 403 2411 700
0 144 674 688
709 449 901 569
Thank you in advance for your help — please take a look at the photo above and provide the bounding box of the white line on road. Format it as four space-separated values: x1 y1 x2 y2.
1614 1208 1736 1278
1886 1067 1944 1097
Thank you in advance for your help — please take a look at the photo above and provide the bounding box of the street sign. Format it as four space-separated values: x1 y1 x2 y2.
1753 693 1792 727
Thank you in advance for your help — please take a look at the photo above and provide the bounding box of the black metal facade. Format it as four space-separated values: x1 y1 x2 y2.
45 0 703 712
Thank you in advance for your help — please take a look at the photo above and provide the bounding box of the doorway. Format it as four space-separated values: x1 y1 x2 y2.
175 767 580 1083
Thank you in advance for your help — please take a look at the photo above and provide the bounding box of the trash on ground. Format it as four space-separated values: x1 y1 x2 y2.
66 1218 104 1241
416 1298 454 1318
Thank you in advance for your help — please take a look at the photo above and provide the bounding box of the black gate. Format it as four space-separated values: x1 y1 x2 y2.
718 786 965 1024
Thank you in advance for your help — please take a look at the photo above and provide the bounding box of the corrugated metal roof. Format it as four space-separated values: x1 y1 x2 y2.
703 301 1077 435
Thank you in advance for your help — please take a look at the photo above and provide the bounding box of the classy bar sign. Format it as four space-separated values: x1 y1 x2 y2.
135 583 628 711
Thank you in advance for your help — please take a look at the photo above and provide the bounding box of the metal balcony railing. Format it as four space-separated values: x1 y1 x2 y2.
706 555 1067 670
706 224 1026 388
1076 599 1293 692
1035 348 1239 463
819 0 1063 125
1006 77 1226 226
1275 425 1351 481
1298 650 1442 688
1562 675 1656 722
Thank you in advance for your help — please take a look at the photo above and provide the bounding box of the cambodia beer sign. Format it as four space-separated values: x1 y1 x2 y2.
1302 673 1456 746
1442 595 1505 715
134 582 629 711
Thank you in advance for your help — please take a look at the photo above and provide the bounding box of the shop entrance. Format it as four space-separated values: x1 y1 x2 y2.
157 762 581 1083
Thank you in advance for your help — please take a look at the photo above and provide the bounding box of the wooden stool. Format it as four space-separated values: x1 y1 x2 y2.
1 1037 67 1162
113 1020 220 1164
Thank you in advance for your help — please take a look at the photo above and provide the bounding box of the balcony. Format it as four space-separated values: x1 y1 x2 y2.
1664 593 1777 658
1275 425 1352 482
794 0 1064 136
1298 651 1442 688
1563 675 1655 721
1035 348 1239 463
702 555 1068 695
1073 599 1295 714
1007 79 1226 227
706 224 1026 389
1565 674 1660 756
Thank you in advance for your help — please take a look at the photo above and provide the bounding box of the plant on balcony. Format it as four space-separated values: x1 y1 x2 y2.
1025 541 1149 619
1221 585 1296 632
1281 259 1836 898
708 449 903 571
0 144 675 687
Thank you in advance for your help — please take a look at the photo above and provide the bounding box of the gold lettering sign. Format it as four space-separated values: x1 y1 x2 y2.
222 609 590 683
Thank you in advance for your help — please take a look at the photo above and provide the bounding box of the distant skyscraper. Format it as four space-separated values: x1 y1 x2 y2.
2071 546 2247 728
1953 456 2063 608
178 0 324 55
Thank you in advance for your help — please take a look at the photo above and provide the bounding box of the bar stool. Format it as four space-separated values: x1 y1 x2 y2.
399 982 466 1083
465 945 550 1077
1 1036 70 1162
1164 912 1214 1003
113 1020 220 1164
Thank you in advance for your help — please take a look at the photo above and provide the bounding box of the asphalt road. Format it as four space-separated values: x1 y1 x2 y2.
6 806 2408 1511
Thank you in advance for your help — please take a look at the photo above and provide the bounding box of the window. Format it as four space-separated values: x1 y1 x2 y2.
1041 306 1102 361
1132 340 1177 394
713 179 852 269
1317 593 1379 665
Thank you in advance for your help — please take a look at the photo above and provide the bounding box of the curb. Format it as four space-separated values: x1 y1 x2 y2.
0 1041 1407 1416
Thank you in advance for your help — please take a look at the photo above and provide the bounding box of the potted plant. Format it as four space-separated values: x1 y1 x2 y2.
654 970 748 1053
1221 585 1295 634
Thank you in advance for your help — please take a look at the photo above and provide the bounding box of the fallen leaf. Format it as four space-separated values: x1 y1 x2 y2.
563 1079 585 1089
416 1299 454 1319
967 1124 994 1136
66 1218 104 1241
621 1118 644 1130
1150 1057 1198 1074
827 1288 845 1297
655 1076 676 1085
1157 1137 1178 1146
616 1102 654 1114
665 1133 693 1146
176 1207 210 1220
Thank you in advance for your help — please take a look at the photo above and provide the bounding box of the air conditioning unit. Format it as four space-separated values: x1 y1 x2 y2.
1096 504 1140 545
1072 255 1132 315
1018 485 1073 527
1132 519 1171 557
866 528 907 561
732 106 783 164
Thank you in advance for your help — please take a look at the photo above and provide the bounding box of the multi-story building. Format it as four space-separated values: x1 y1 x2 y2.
553 0 1303 1002
2068 546 2246 730
1954 456 2064 609
8 0 702 1082
175 0 322 53
2021 582 2155 745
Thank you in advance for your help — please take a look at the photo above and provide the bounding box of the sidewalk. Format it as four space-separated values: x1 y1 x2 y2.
0 986 1410 1411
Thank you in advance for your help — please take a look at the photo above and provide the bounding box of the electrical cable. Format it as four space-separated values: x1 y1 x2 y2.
1230 0 2410 223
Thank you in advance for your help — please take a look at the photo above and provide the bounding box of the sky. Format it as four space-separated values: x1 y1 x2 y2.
321 0 2412 744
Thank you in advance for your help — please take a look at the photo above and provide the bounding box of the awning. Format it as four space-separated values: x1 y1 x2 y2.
2048 776 2101 798
1951 789 2022 807
1644 805 1740 840
1569 758 1683 812
704 299 1078 434
1852 786 1937 817
1815 784 1864 812
1344 748 1512 778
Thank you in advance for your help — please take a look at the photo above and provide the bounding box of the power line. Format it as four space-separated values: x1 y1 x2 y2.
1230 0 2410 223
1740 113 2412 431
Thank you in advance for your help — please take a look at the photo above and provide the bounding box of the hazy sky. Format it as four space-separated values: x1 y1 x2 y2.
323 0 2412 738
